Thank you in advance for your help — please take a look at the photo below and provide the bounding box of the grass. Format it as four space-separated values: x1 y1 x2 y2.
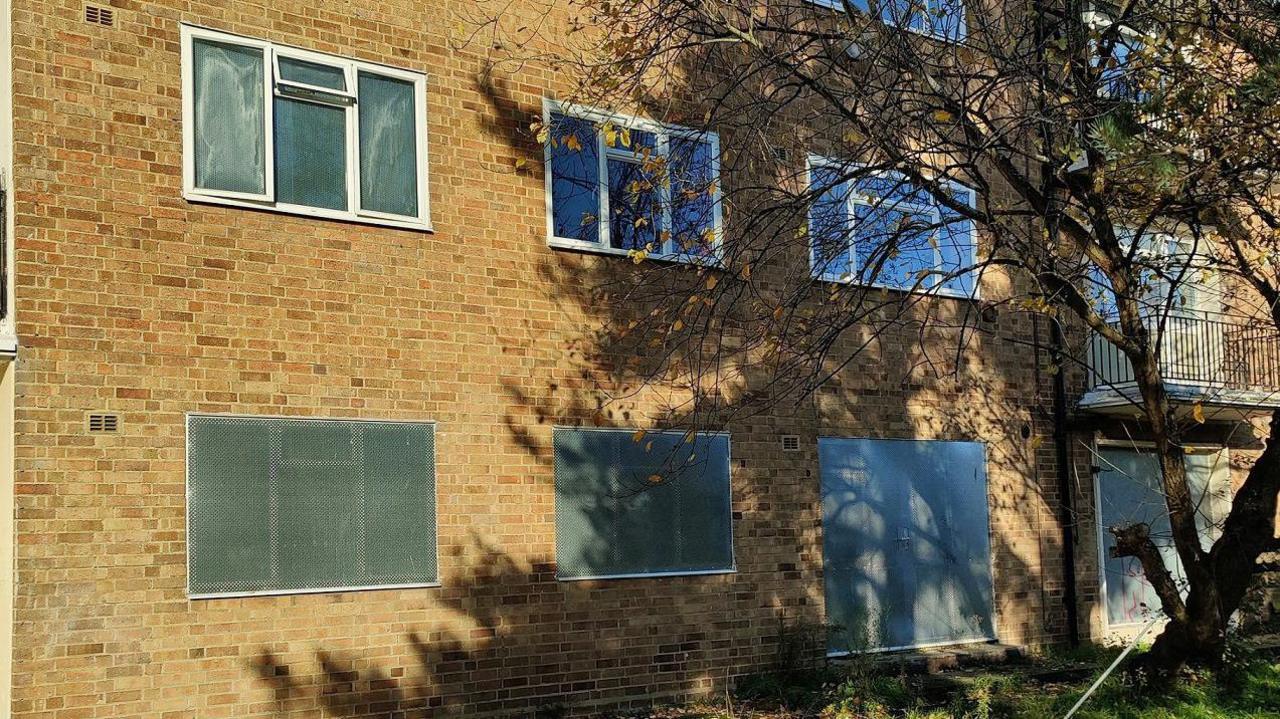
640 648 1280 719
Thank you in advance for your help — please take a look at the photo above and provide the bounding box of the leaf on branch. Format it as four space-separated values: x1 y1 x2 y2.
632 429 646 443
932 109 954 122
1192 402 1206 424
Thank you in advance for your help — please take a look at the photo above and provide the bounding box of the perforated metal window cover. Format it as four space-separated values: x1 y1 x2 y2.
553 426 736 581
186 414 439 599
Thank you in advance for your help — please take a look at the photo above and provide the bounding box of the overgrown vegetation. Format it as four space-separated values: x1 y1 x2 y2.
645 650 1280 718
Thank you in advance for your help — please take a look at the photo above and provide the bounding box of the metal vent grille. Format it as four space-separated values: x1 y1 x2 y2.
553 427 734 580
87 413 120 433
84 4 114 26
781 435 801 452
186 415 438 598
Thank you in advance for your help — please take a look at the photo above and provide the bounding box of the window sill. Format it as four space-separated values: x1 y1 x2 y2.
184 192 433 233
548 237 724 268
556 568 736 582
815 274 980 301
189 581 442 600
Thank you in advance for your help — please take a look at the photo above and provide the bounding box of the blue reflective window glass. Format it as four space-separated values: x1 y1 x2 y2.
548 113 602 243
669 135 716 257
855 202 936 289
810 164 854 280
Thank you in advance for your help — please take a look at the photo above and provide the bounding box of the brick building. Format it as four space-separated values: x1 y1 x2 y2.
0 1 1274 717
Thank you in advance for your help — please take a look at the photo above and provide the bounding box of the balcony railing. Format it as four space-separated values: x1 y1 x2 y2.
1087 312 1280 395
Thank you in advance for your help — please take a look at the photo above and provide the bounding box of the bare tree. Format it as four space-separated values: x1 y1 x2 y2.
462 0 1280 679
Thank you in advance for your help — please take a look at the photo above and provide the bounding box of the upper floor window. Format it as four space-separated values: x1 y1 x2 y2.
181 26 431 231
543 100 722 261
808 157 979 298
1086 228 1219 319
1084 10 1149 101
809 0 967 42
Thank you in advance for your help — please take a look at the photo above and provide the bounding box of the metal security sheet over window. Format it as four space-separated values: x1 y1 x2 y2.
181 25 430 230
1096 447 1229 627
544 100 722 261
809 159 979 298
808 0 967 42
553 427 734 580
187 415 437 598
820 438 995 654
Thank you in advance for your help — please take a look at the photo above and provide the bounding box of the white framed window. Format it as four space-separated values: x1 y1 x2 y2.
1083 9 1149 101
807 156 980 298
807 0 967 43
543 99 723 263
180 25 431 231
1086 227 1221 320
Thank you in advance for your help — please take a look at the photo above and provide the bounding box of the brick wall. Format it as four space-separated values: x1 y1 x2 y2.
7 1 1075 717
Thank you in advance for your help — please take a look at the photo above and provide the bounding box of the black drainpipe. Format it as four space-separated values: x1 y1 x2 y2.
1050 317 1080 647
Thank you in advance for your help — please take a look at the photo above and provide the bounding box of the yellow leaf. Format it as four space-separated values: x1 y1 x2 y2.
932 109 954 122
602 122 618 147
647 474 664 484
740 263 752 280
706 275 719 290
1029 435 1044 451
514 158 528 170
1192 402 1206 424
673 320 684 331
632 430 646 442
565 133 583 152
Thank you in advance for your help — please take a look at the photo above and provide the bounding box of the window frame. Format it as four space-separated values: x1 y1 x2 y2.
184 412 442 600
806 155 980 299
551 426 737 582
542 99 724 264
180 25 432 232
806 0 968 43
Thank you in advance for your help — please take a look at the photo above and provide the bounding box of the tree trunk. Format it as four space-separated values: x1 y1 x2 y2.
1126 411 1280 682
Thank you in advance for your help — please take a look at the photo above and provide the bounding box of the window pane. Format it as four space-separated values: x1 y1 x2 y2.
549 113 601 243
187 416 437 596
937 189 978 296
192 39 266 195
938 222 977 296
607 158 661 250
810 165 853 280
278 56 347 91
669 136 716 256
856 203 936 289
358 72 418 217
553 428 734 579
925 0 966 40
274 97 348 210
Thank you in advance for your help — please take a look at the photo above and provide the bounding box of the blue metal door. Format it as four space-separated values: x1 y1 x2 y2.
820 438 996 653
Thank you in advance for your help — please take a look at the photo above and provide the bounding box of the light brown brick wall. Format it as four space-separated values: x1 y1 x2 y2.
7 1 1074 717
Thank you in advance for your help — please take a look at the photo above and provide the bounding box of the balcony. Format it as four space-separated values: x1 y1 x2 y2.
1079 312 1280 419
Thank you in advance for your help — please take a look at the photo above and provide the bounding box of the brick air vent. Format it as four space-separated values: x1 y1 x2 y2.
85 5 114 26
87 413 120 433
781 435 801 452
